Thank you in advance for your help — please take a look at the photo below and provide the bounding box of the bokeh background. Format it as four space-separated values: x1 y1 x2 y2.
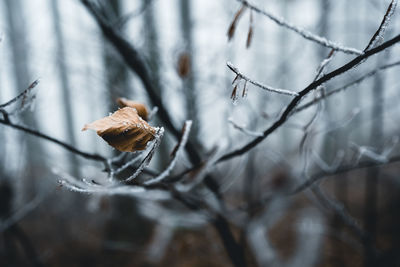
1 0 400 266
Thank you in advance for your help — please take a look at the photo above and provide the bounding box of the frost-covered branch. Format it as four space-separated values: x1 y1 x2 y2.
218 33 400 163
292 152 400 195
294 60 400 113
350 137 398 164
0 194 45 232
0 79 39 109
364 0 398 51
235 0 363 55
0 117 106 162
227 62 299 96
81 0 227 218
123 127 164 182
228 117 263 137
56 168 171 200
145 121 192 185
314 50 335 81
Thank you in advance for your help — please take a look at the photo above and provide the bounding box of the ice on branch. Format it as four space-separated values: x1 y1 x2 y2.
0 79 40 116
228 117 263 137
145 121 192 185
227 62 299 97
55 168 170 201
364 0 398 51
122 127 164 182
237 0 363 55
295 60 400 113
351 137 398 164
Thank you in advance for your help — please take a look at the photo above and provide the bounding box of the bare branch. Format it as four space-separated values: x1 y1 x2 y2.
364 0 398 51
294 60 400 113
314 49 335 80
56 168 171 201
228 117 263 137
80 2 230 223
80 1 226 205
227 62 299 96
0 193 45 232
123 127 164 182
236 0 363 55
292 153 400 195
80 0 204 164
145 121 192 185
0 117 106 162
218 33 400 163
0 79 39 109
112 0 155 28
310 186 372 251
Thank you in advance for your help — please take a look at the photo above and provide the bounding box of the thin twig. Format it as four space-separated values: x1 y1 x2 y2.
0 118 106 162
0 79 39 108
364 0 397 51
227 62 299 96
218 33 400 163
123 127 164 182
310 186 374 252
0 194 45 232
236 0 363 55
81 0 226 196
145 121 192 185
314 49 335 81
291 154 400 195
81 0 229 212
228 117 263 137
113 0 155 28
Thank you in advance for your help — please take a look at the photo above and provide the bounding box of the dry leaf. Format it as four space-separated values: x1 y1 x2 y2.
242 80 248 98
227 5 247 41
246 26 253 48
246 11 254 48
170 122 190 158
177 52 191 78
116 98 149 120
82 107 156 152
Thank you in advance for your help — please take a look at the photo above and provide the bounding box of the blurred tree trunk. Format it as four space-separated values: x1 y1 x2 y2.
318 0 336 163
143 1 170 167
317 2 347 265
0 77 3 168
102 1 129 113
277 0 290 152
4 0 44 201
363 53 386 267
178 0 201 147
345 0 362 139
50 0 80 177
100 1 153 258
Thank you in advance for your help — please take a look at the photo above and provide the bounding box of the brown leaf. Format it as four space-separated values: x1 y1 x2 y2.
82 107 157 152
227 5 247 41
242 80 248 98
231 85 238 101
246 11 254 49
177 52 191 78
246 26 253 49
116 98 149 121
